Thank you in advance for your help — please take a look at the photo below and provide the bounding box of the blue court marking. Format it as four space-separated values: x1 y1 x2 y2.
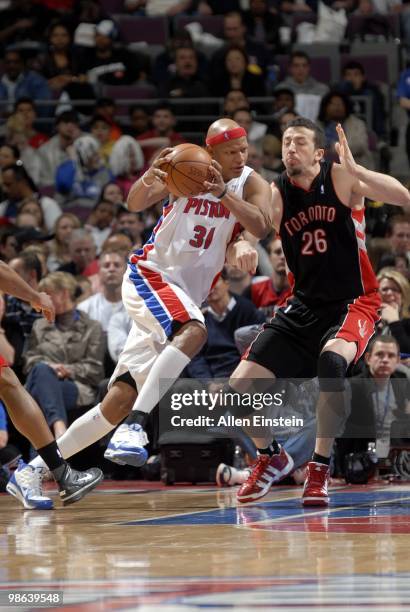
121 488 410 526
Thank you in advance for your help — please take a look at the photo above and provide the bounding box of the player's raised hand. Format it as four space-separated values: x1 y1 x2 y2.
335 123 359 177
202 159 226 196
30 292 55 323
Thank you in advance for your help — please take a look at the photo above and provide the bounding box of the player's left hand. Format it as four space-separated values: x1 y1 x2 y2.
229 240 258 274
30 292 55 323
335 123 360 177
202 159 226 196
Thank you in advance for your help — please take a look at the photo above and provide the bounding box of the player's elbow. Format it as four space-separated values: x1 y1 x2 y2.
253 220 270 240
398 187 410 209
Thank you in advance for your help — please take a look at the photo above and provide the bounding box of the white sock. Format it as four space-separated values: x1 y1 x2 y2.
29 405 114 469
131 344 191 415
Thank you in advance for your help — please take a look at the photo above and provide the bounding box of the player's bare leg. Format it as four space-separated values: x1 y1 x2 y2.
1 367 103 510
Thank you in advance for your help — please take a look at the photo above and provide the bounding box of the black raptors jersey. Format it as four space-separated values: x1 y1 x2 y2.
276 161 378 305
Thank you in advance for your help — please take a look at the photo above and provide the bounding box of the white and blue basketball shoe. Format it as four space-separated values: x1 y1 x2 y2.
104 423 149 467
7 460 53 510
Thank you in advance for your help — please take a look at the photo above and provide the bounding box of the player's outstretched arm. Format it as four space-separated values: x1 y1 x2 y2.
0 261 55 323
336 123 410 209
203 163 273 239
127 148 173 212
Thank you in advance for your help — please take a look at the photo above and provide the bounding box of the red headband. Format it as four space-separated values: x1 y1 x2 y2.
206 127 247 147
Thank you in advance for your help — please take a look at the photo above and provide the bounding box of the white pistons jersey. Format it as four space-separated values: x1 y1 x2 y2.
129 166 253 307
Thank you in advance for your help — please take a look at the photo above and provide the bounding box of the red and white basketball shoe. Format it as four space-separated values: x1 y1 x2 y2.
302 461 330 507
237 447 294 503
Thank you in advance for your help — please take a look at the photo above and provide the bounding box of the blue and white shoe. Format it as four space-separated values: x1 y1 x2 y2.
6 460 53 510
104 423 149 467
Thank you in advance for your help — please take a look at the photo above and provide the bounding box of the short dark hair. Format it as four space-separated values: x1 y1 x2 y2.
129 104 149 117
14 97 35 111
16 250 43 282
283 117 325 149
343 61 365 75
386 214 410 235
367 334 400 355
2 163 37 191
274 88 295 100
89 114 111 129
0 144 20 160
290 50 310 64
318 91 352 123
152 101 174 115
55 110 79 125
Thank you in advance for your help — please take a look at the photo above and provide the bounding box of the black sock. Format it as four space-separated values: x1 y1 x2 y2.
125 410 148 428
258 440 280 456
312 452 330 466
36 441 66 472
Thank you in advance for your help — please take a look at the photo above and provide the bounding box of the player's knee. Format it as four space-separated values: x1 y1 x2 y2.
317 350 347 392
0 366 19 390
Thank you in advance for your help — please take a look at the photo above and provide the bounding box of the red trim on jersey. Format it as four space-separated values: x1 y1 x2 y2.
138 265 192 324
351 208 378 295
0 354 9 368
289 176 315 193
335 291 381 362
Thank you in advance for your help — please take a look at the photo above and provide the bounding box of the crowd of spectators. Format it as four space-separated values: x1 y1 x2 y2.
0 0 409 487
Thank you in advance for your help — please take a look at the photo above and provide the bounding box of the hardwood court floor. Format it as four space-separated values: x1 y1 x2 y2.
1 480 410 610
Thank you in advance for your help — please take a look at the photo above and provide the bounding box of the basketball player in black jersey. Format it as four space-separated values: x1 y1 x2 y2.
229 117 410 506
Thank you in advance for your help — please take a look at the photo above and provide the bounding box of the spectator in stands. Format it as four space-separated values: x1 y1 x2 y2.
13 98 49 150
3 113 41 185
107 307 132 363
58 228 99 278
279 0 313 19
276 51 328 120
100 182 125 207
385 216 410 262
0 164 61 231
211 46 266 97
18 199 47 233
39 22 81 91
94 98 123 141
279 111 298 135
116 206 144 248
0 229 19 263
137 102 185 164
232 107 268 149
89 115 116 163
55 135 112 214
273 88 296 114
24 271 105 437
244 234 290 319
152 28 209 86
376 268 410 354
47 212 82 272
127 105 151 139
337 335 410 470
0 0 53 50
378 253 410 280
210 12 270 79
317 91 374 168
82 19 148 87
159 46 210 100
223 90 250 117
0 145 20 201
247 144 278 183
187 268 265 380
38 111 81 187
85 200 116 254
397 65 410 166
0 50 51 118
78 250 126 332
337 61 386 139
261 133 283 175
102 230 133 259
109 136 145 198
4 251 43 377
242 0 282 50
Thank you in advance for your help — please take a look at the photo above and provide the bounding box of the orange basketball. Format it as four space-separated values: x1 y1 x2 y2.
162 143 212 198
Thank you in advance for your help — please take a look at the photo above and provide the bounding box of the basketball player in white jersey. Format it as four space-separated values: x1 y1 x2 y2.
13 118 274 508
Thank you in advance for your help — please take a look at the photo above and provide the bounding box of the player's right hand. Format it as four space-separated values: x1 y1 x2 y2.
30 292 55 323
143 148 174 186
